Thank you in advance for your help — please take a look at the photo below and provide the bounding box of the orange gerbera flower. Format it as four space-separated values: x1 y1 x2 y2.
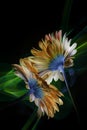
29 30 77 84
12 58 63 118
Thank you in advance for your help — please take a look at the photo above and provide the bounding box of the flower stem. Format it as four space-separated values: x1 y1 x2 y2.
22 108 40 130
61 67 80 123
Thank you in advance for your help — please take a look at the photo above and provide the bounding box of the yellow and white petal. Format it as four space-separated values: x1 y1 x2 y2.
53 71 59 81
45 72 54 84
35 98 39 106
70 49 77 56
20 59 32 78
57 71 64 81
57 98 63 105
29 94 35 102
68 43 77 54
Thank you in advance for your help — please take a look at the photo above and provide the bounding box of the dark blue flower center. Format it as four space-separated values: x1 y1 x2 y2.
49 55 64 71
28 78 43 98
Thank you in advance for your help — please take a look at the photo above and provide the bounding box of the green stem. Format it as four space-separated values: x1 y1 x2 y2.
31 117 40 130
72 26 87 43
61 67 80 123
22 108 39 130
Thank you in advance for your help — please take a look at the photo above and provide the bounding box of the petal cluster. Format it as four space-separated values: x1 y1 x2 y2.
29 30 77 84
12 58 63 118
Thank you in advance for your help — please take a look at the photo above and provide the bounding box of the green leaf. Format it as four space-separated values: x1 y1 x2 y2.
31 118 40 130
72 26 87 43
74 42 87 74
22 108 39 130
0 65 29 103
61 0 73 32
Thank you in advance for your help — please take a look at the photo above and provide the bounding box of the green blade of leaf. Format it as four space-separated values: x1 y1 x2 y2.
74 42 87 74
72 26 87 43
31 118 40 130
22 108 38 130
61 0 73 32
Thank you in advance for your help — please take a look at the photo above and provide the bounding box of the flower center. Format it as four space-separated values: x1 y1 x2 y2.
49 55 64 72
28 78 43 98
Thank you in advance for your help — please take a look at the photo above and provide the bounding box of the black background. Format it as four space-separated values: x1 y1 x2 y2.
0 0 87 129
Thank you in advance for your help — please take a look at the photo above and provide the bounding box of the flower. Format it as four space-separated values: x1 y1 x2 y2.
12 58 64 118
28 30 77 84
